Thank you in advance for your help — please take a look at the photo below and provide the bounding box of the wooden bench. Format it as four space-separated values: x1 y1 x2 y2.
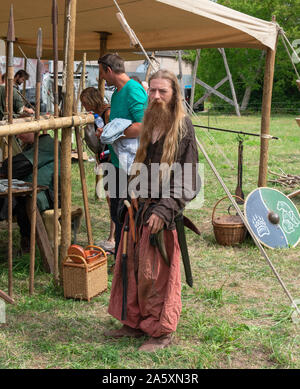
26 202 83 274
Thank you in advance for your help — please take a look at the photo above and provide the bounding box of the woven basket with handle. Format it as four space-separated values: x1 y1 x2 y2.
212 195 247 246
63 247 107 301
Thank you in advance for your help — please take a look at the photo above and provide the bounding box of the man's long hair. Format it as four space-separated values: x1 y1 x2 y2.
134 70 186 169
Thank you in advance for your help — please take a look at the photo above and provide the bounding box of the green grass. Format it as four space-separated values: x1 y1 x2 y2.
0 113 300 369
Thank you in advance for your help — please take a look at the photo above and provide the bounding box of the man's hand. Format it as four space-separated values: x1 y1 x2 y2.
24 107 34 115
147 214 164 234
95 127 103 138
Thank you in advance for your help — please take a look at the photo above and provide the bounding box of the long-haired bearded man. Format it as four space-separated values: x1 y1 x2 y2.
104 69 201 352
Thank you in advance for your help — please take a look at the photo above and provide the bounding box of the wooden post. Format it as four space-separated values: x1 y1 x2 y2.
2 39 9 161
59 0 77 268
219 48 240 116
98 32 110 97
178 50 185 99
96 32 110 199
258 17 278 187
81 53 86 140
190 49 200 113
29 27 42 295
22 57 27 97
74 125 94 245
82 53 86 91
7 5 15 298
52 0 59 283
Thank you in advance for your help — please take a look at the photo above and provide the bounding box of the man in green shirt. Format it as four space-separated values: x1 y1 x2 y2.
98 53 148 257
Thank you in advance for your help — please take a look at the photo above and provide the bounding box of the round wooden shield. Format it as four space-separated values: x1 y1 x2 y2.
245 187 300 249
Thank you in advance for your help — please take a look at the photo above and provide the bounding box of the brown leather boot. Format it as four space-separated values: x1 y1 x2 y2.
104 325 145 338
138 334 172 352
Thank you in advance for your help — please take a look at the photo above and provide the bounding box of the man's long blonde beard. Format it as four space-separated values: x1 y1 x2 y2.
133 99 186 180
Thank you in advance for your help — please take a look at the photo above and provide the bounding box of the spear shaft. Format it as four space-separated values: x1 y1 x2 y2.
29 28 42 295
52 0 59 283
7 5 15 297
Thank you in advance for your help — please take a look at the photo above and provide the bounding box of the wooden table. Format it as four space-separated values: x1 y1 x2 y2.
0 183 54 273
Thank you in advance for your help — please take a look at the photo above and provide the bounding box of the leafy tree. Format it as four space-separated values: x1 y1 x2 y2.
186 0 300 112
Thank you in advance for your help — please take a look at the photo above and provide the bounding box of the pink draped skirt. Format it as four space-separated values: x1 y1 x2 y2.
108 224 182 337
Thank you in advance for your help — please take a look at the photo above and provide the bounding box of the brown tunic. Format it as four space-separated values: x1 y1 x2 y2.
140 115 200 229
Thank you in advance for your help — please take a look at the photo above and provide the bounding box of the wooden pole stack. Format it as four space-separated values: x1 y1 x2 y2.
0 114 94 136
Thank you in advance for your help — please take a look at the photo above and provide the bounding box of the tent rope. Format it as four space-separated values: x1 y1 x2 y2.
112 0 158 73
279 29 300 79
16 44 55 106
184 99 235 169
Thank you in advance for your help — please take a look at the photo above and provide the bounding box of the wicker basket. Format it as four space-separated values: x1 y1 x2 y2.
63 252 107 302
212 195 247 246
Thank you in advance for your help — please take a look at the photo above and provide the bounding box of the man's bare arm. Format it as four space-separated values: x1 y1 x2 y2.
123 122 142 138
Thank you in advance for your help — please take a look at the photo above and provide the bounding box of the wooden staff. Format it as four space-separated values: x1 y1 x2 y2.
22 58 27 97
73 73 93 246
81 53 86 140
235 140 244 203
95 32 110 200
60 0 77 268
1 40 9 160
29 28 42 295
0 289 15 305
124 200 136 243
7 5 15 297
121 214 129 321
52 0 59 283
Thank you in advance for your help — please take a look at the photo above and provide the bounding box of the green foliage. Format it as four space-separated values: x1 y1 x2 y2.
185 0 300 112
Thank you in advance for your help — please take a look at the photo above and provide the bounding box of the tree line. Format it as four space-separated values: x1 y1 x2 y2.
184 0 300 114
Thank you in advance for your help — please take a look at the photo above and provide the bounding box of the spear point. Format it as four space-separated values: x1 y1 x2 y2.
52 0 58 26
36 28 42 59
7 4 15 42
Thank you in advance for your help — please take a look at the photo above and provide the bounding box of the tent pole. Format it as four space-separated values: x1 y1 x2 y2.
22 57 27 97
95 32 110 200
190 49 200 114
59 0 77 270
258 17 278 187
178 50 185 98
219 48 240 116
98 32 110 97
52 0 59 284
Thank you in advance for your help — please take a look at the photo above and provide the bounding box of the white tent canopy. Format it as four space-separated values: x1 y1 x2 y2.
0 0 279 61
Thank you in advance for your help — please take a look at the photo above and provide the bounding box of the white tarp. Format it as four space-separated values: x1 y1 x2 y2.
0 0 279 60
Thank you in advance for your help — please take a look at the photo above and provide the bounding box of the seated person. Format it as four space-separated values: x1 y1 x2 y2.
0 83 34 121
0 132 60 253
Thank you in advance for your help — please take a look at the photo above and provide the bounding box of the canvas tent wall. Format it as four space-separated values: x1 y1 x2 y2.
0 0 278 60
